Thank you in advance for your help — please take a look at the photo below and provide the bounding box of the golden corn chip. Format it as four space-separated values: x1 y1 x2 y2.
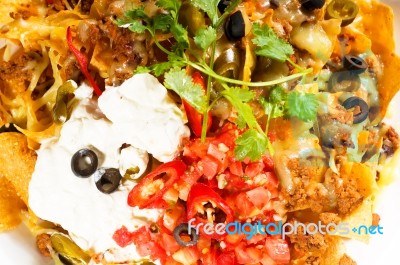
0 132 36 204
0 177 26 232
354 0 400 120
339 196 373 243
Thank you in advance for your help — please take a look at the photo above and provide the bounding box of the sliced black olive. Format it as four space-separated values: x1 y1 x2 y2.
328 71 361 92
94 168 122 194
173 223 199 247
300 0 326 11
71 149 98 177
343 55 368 75
341 96 369 124
218 0 231 13
0 123 19 133
225 10 245 41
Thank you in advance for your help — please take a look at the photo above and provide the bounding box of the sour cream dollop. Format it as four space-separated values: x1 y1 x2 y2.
29 73 189 263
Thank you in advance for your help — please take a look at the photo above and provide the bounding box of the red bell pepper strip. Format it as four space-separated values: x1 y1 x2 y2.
186 183 234 238
128 160 186 209
66 27 102 97
183 72 212 137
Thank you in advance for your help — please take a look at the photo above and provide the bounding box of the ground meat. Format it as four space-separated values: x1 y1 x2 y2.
306 256 321 265
339 254 357 265
36 233 51 257
288 220 328 253
0 53 33 97
324 169 364 215
382 125 400 157
319 212 340 225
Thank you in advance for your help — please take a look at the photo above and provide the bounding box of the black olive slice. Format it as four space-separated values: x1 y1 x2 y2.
343 55 368 75
71 149 98 177
218 0 231 14
328 71 361 92
300 0 326 11
0 123 19 133
341 96 369 124
94 168 122 194
225 10 245 41
173 223 199 247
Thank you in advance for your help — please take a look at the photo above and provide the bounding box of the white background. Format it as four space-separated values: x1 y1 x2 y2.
0 1 399 264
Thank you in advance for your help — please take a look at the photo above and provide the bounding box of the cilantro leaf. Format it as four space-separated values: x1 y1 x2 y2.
164 69 207 112
153 13 174 32
286 91 318 122
128 20 148 34
234 129 268 161
221 87 258 129
252 23 294 62
156 0 181 15
171 23 189 49
194 26 217 50
125 7 150 21
190 0 220 25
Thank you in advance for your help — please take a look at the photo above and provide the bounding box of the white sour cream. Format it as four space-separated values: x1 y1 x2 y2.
29 73 190 263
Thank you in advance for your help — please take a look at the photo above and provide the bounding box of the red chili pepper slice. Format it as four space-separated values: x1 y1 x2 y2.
128 160 186 209
187 183 234 238
183 72 212 137
66 27 102 97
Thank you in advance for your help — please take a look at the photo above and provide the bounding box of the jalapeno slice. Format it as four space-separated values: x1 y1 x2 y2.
325 0 359 27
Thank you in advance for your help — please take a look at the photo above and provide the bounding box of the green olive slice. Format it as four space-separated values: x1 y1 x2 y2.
325 0 359 27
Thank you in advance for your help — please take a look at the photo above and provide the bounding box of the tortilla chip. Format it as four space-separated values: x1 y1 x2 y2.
339 196 373 243
0 176 27 232
353 0 400 120
340 162 378 198
0 132 36 204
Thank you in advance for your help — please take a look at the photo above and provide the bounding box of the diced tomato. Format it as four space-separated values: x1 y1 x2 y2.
163 203 186 232
199 155 220 179
216 251 236 265
245 161 264 178
172 246 200 265
265 171 279 188
235 192 258 218
234 242 258 264
214 123 238 149
196 237 212 253
246 187 270 209
163 187 180 205
224 172 251 192
229 160 244 176
113 226 134 247
224 233 244 247
201 247 217 265
262 155 274 171
265 238 290 264
162 233 181 254
207 144 227 164
177 167 203 201
246 247 263 262
117 226 166 261
246 233 266 245
183 138 213 163
165 256 183 265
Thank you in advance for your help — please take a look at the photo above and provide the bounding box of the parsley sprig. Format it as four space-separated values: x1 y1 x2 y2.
117 0 316 161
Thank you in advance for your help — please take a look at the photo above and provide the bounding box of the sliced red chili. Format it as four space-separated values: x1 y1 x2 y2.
66 27 102 97
128 160 186 209
183 71 212 137
187 183 234 238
